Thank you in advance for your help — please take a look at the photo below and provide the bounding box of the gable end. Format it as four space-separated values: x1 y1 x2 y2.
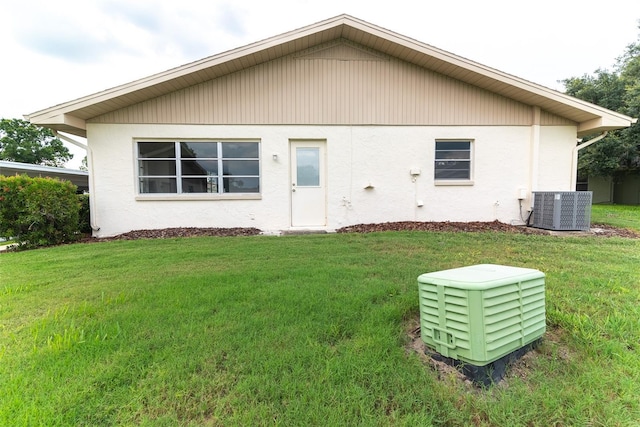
88 41 544 127
294 39 389 61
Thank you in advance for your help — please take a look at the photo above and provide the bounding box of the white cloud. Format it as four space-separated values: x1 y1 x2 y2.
11 3 123 63
216 3 248 38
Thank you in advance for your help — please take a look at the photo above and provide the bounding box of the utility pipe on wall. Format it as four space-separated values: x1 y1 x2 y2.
54 131 100 232
570 131 608 190
54 131 87 151
528 107 541 210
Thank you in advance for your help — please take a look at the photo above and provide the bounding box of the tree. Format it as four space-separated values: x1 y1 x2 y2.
562 29 640 180
0 118 72 167
80 155 88 171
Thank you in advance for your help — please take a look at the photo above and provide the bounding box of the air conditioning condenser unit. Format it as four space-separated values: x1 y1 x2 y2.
418 264 546 385
531 191 592 231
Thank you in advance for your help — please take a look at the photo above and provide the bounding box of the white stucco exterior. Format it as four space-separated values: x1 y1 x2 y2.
87 123 576 237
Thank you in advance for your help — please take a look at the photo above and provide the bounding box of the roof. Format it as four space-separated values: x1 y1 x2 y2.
0 160 89 191
25 14 636 138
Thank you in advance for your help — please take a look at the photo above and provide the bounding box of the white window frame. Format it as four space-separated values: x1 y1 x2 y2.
135 140 261 201
434 139 474 186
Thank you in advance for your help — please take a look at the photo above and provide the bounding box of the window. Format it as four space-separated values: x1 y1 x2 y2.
137 141 260 194
434 140 471 181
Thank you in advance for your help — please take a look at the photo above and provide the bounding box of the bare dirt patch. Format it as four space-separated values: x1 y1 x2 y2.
405 316 572 390
405 318 474 388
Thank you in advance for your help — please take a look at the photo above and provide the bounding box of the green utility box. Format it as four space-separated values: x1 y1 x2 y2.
418 264 545 366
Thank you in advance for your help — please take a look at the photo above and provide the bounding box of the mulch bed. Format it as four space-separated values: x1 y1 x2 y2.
590 223 640 238
338 220 640 238
76 220 639 242
336 220 547 235
80 227 261 242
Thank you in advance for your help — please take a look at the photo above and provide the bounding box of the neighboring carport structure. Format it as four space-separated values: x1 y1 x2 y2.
0 160 89 193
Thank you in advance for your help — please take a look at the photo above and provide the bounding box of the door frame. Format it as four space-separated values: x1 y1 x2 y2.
289 139 327 227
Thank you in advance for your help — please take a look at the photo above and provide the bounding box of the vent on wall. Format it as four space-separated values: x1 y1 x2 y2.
531 191 592 231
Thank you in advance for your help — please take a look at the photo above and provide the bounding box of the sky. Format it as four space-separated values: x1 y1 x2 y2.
1 0 639 168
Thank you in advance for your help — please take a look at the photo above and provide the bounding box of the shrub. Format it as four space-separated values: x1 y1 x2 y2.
77 193 91 234
0 175 80 249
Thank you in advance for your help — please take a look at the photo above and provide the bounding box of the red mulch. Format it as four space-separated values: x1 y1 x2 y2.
76 220 639 243
80 227 261 242
336 220 547 235
338 220 640 238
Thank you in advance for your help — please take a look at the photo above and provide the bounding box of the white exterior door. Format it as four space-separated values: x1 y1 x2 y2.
290 140 327 227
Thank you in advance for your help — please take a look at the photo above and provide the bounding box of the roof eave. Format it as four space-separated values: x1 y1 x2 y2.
577 116 638 138
24 112 87 137
25 14 637 137
0 160 88 176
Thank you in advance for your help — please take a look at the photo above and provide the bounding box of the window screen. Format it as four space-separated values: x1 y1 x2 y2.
435 141 471 180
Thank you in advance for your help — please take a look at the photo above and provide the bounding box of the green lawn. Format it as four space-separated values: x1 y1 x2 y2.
592 204 640 231
1 225 639 426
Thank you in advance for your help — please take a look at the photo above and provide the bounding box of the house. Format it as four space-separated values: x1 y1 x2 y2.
26 15 636 237
588 175 640 205
0 160 89 193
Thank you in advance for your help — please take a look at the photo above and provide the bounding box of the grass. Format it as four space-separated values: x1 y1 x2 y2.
1 206 639 426
592 203 640 231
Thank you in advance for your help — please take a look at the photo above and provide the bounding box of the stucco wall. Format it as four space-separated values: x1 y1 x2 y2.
87 123 576 237
537 126 577 191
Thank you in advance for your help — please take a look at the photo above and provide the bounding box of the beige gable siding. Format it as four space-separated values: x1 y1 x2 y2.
540 110 576 126
89 40 561 127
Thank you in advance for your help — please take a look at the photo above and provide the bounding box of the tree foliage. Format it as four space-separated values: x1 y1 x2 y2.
0 118 72 167
563 28 640 179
